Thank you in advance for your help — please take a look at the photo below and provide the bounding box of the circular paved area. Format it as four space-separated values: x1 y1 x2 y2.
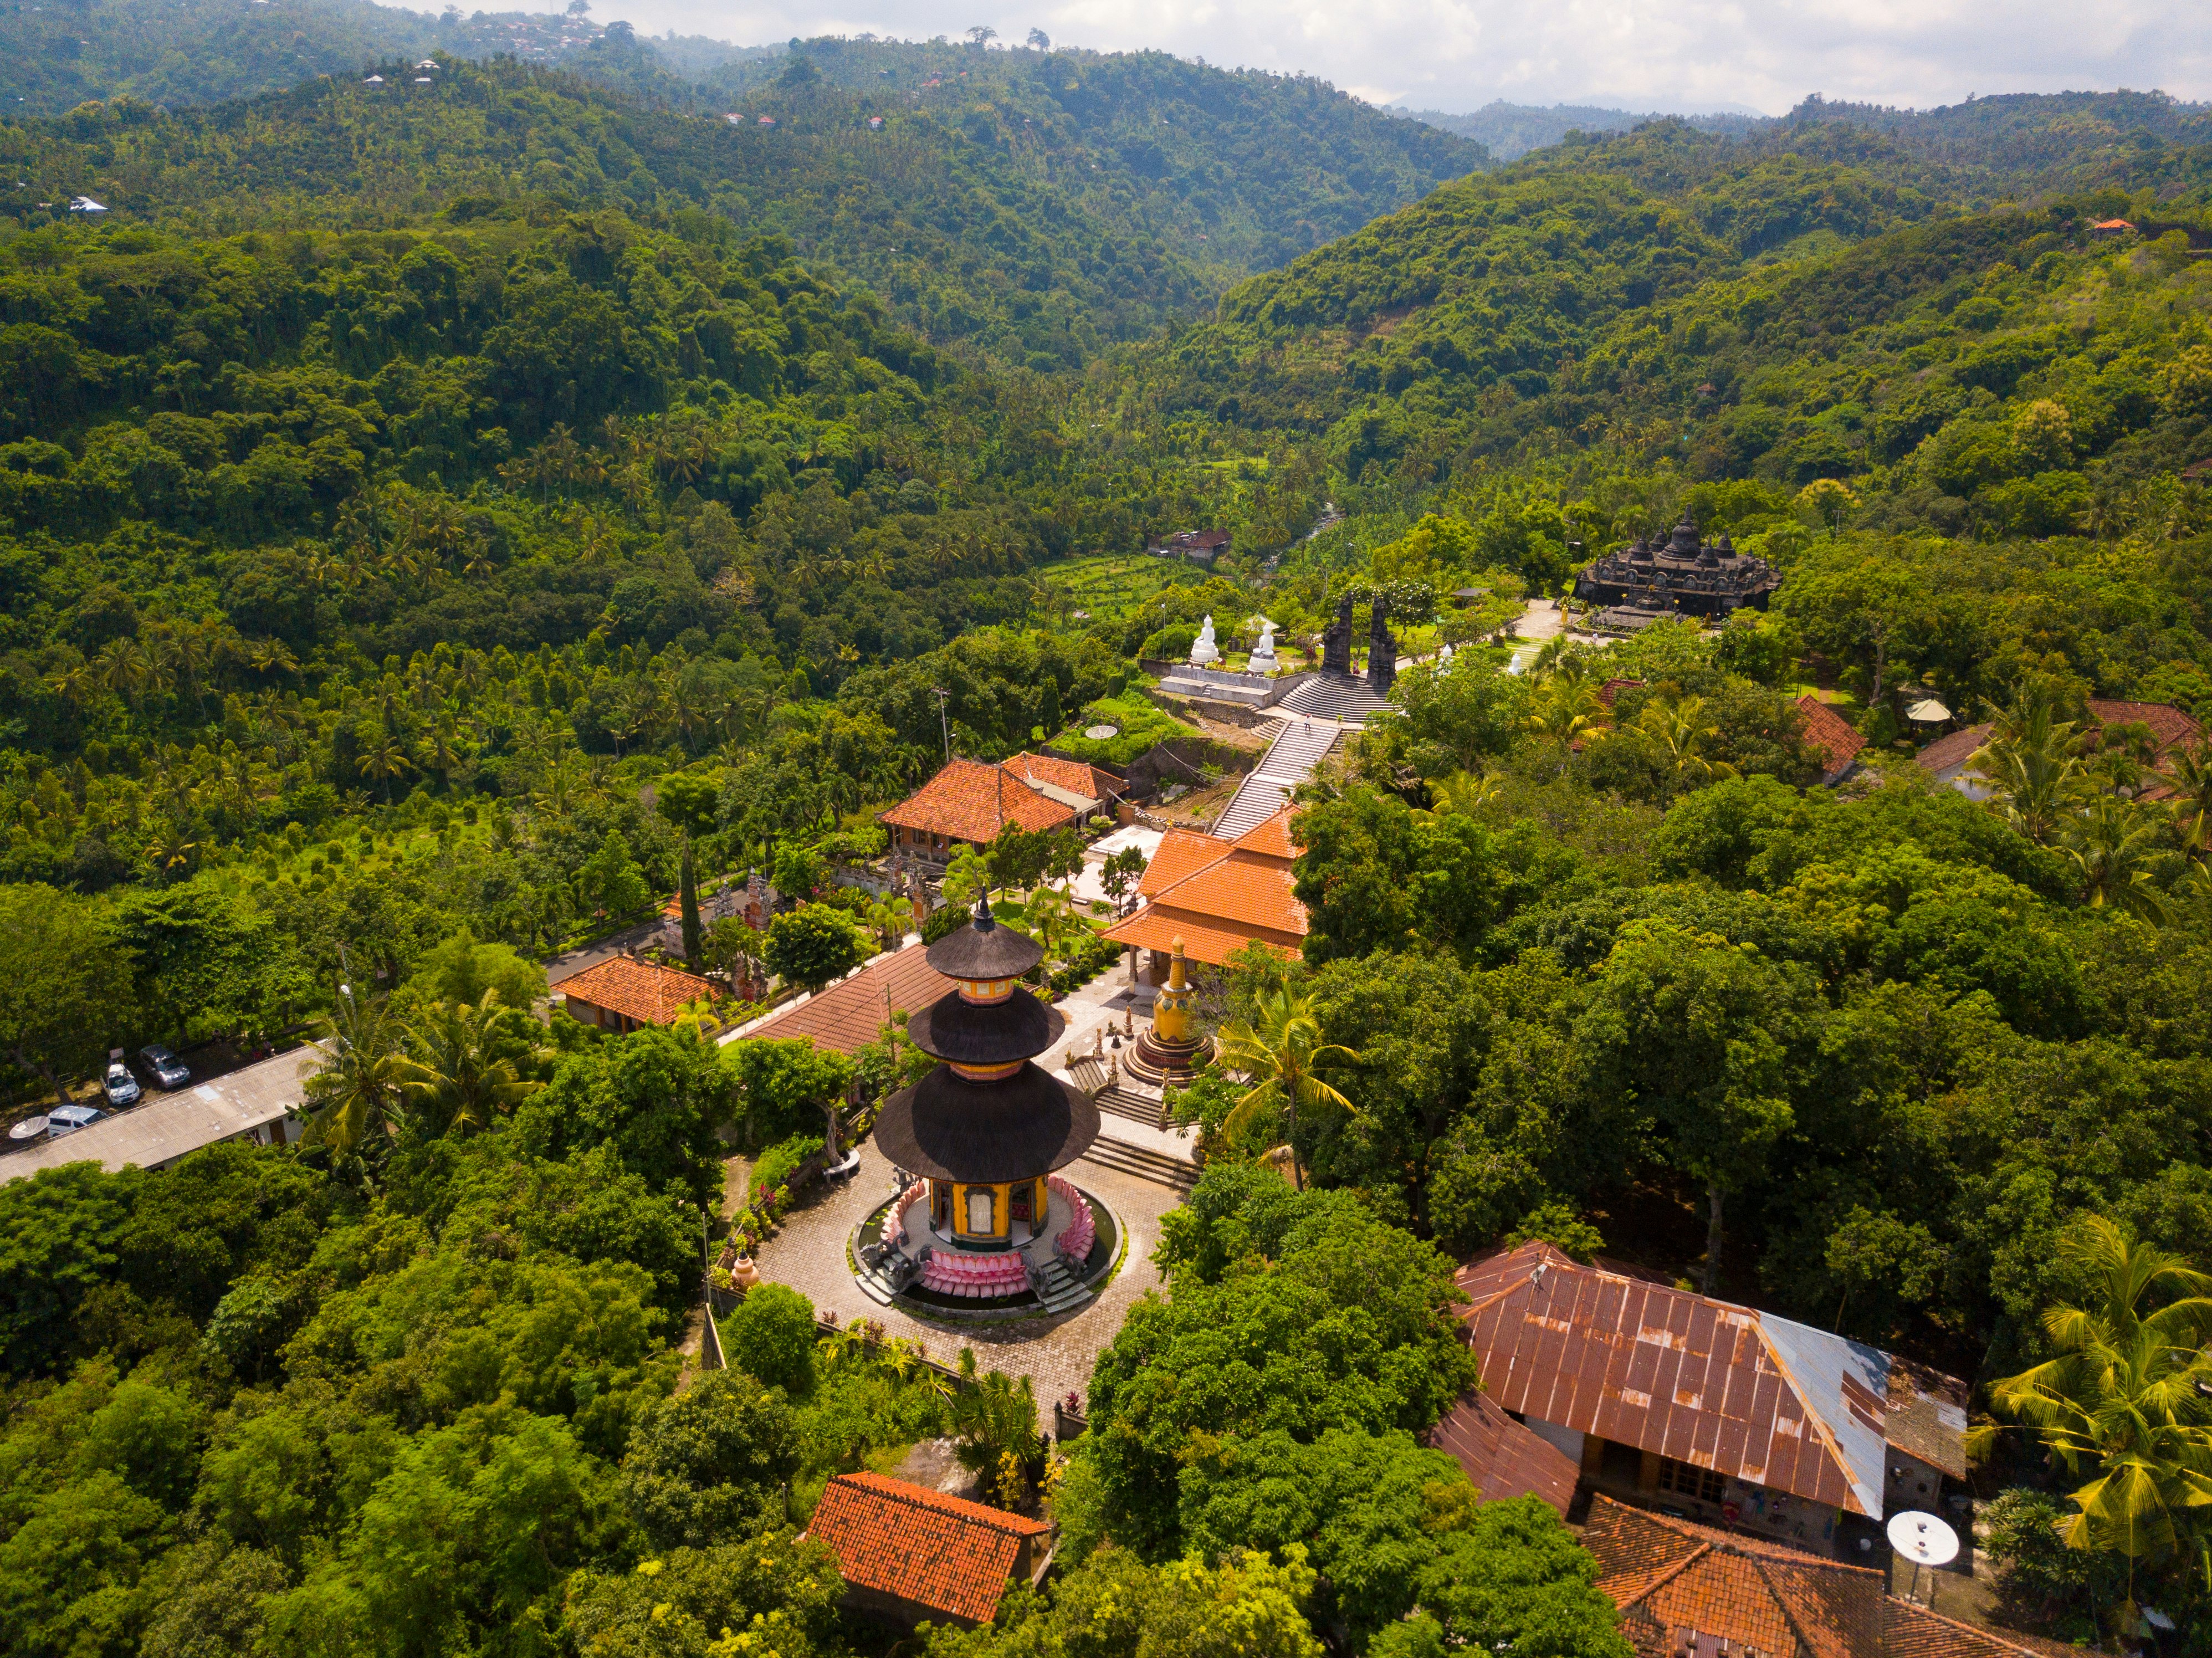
746 1136 1186 1420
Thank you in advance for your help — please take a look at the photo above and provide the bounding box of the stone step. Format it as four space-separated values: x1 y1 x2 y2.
1079 1134 1199 1192
1097 1086 1166 1129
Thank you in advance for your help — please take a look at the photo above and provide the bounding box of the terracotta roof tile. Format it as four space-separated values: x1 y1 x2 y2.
882 758 1076 844
1795 695 1868 775
1001 752 1122 801
557 956 719 1026
2086 699 2203 755
1103 905 1301 967
1428 1391 1580 1515
743 946 953 1055
1226 802 1300 859
1138 828 1232 897
1917 723 1992 775
806 1472 1049 1626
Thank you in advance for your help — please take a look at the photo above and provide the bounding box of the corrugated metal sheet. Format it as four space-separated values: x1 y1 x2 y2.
1457 1243 1938 1518
1427 1391 1579 1517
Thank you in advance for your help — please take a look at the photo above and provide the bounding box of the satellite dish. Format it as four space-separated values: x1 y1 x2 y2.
1887 1511 1960 1567
1083 724 1118 740
9 1116 49 1141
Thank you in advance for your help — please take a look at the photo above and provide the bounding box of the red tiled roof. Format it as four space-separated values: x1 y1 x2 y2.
742 945 952 1055
2086 698 2203 754
1001 752 1120 801
1456 1242 1947 1518
806 1472 1050 1626
2091 217 2134 229
1795 695 1867 775
1428 1391 1580 1516
557 956 718 1026
1226 802 1299 859
881 758 1076 844
1598 677 1646 709
1916 723 1991 776
1586 1498 2051 1658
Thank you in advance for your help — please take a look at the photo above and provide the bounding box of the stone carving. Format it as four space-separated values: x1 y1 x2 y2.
1320 596 1355 676
1366 595 1397 698
1247 617 1278 674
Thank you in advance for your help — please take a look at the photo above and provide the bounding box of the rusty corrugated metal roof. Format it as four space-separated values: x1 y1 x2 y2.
1427 1390 1579 1516
1456 1243 1940 1518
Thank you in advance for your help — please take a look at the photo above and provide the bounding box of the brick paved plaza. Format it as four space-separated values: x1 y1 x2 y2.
746 1134 1188 1417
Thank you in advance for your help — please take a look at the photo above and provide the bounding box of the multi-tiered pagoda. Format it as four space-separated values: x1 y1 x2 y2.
872 899 1100 1297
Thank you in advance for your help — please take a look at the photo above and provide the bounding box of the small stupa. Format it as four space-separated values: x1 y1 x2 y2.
1126 938 1212 1087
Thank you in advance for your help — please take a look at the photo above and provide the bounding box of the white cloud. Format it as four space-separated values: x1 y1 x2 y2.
596 0 2211 114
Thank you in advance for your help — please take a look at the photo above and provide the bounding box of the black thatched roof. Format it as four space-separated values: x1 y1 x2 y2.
871 1063 1099 1184
925 898 1044 981
905 986 1063 1067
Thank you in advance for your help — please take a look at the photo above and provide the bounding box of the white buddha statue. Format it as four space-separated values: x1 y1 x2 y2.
1189 614 1220 666
1247 617 1279 674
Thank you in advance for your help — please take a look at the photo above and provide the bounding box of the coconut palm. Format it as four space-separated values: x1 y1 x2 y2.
1973 685 2086 843
2167 735 2212 859
1524 676 1609 754
393 989 540 1137
1635 695 1738 788
2060 795 2171 921
1975 1216 2212 1630
1425 769 1504 817
949 1350 1041 1509
1215 984 1360 1191
303 989 411 1162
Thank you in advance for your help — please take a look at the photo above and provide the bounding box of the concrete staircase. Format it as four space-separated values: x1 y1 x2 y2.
1212 720 1343 840
1272 672 1392 724
1027 1253 1094 1314
1096 1083 1168 1130
1080 1135 1200 1191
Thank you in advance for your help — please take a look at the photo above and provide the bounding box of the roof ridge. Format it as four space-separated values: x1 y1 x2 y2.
1750 1319 1871 1518
1615 1537 1715 1609
833 1471 1051 1534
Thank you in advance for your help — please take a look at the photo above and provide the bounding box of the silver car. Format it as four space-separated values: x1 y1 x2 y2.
139 1046 190 1090
50 1103 107 1136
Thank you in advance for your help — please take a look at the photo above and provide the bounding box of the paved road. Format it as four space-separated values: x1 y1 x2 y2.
545 915 674 986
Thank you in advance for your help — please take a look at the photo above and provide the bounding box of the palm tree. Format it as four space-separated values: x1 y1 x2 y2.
393 990 540 1137
1973 686 2086 843
949 1351 1041 1510
1214 984 1360 1190
303 988 411 1161
1426 770 1504 817
1525 676 1609 757
2166 735 2212 860
357 729 416 800
1975 1216 2212 1632
2061 795 2170 921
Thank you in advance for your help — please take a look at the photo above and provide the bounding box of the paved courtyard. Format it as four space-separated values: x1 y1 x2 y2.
745 1133 1188 1418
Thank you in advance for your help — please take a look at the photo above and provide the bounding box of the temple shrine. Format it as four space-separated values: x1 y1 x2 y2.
864 899 1106 1306
1573 510 1781 623
1125 938 1211 1087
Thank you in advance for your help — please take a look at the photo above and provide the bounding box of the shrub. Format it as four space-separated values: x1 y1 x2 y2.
753 1134 825 1196
721 1283 817 1396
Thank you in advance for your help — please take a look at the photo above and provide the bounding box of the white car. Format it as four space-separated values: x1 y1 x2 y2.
49 1104 106 1137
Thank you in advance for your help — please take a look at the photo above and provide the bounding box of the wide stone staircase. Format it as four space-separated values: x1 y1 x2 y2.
1212 719 1343 839
1079 1135 1200 1191
1271 673 1392 724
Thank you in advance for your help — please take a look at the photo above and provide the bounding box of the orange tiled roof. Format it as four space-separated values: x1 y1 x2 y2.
743 945 953 1055
881 757 1076 843
1917 723 1992 776
1105 806 1307 966
557 956 718 1026
1136 828 1228 897
1586 1498 2050 1658
1795 694 1868 775
806 1471 1050 1626
1001 752 1120 801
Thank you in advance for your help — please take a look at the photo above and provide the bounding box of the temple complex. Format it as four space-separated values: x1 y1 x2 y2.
865 899 1105 1305
1573 511 1781 622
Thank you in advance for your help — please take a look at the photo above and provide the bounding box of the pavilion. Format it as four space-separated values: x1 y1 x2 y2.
1103 801 1307 979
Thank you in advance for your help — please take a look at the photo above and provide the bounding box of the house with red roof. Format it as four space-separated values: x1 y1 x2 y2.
1916 699 2202 801
1584 1496 2060 1657
880 754 1122 862
1455 1242 1968 1558
557 955 720 1033
1794 695 1867 786
1103 802 1307 974
804 1471 1054 1629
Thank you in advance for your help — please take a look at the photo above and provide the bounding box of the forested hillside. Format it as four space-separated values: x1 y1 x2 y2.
4 46 2212 1658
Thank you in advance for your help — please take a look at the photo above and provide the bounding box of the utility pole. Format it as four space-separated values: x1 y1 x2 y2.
930 687 951 765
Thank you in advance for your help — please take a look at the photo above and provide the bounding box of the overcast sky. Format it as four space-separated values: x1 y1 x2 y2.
590 0 2210 115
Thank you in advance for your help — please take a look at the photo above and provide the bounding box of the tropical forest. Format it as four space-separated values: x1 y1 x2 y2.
1 8 2211 1657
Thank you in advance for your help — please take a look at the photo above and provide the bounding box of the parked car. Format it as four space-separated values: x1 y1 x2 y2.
49 1103 106 1136
101 1062 140 1108
139 1045 190 1090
